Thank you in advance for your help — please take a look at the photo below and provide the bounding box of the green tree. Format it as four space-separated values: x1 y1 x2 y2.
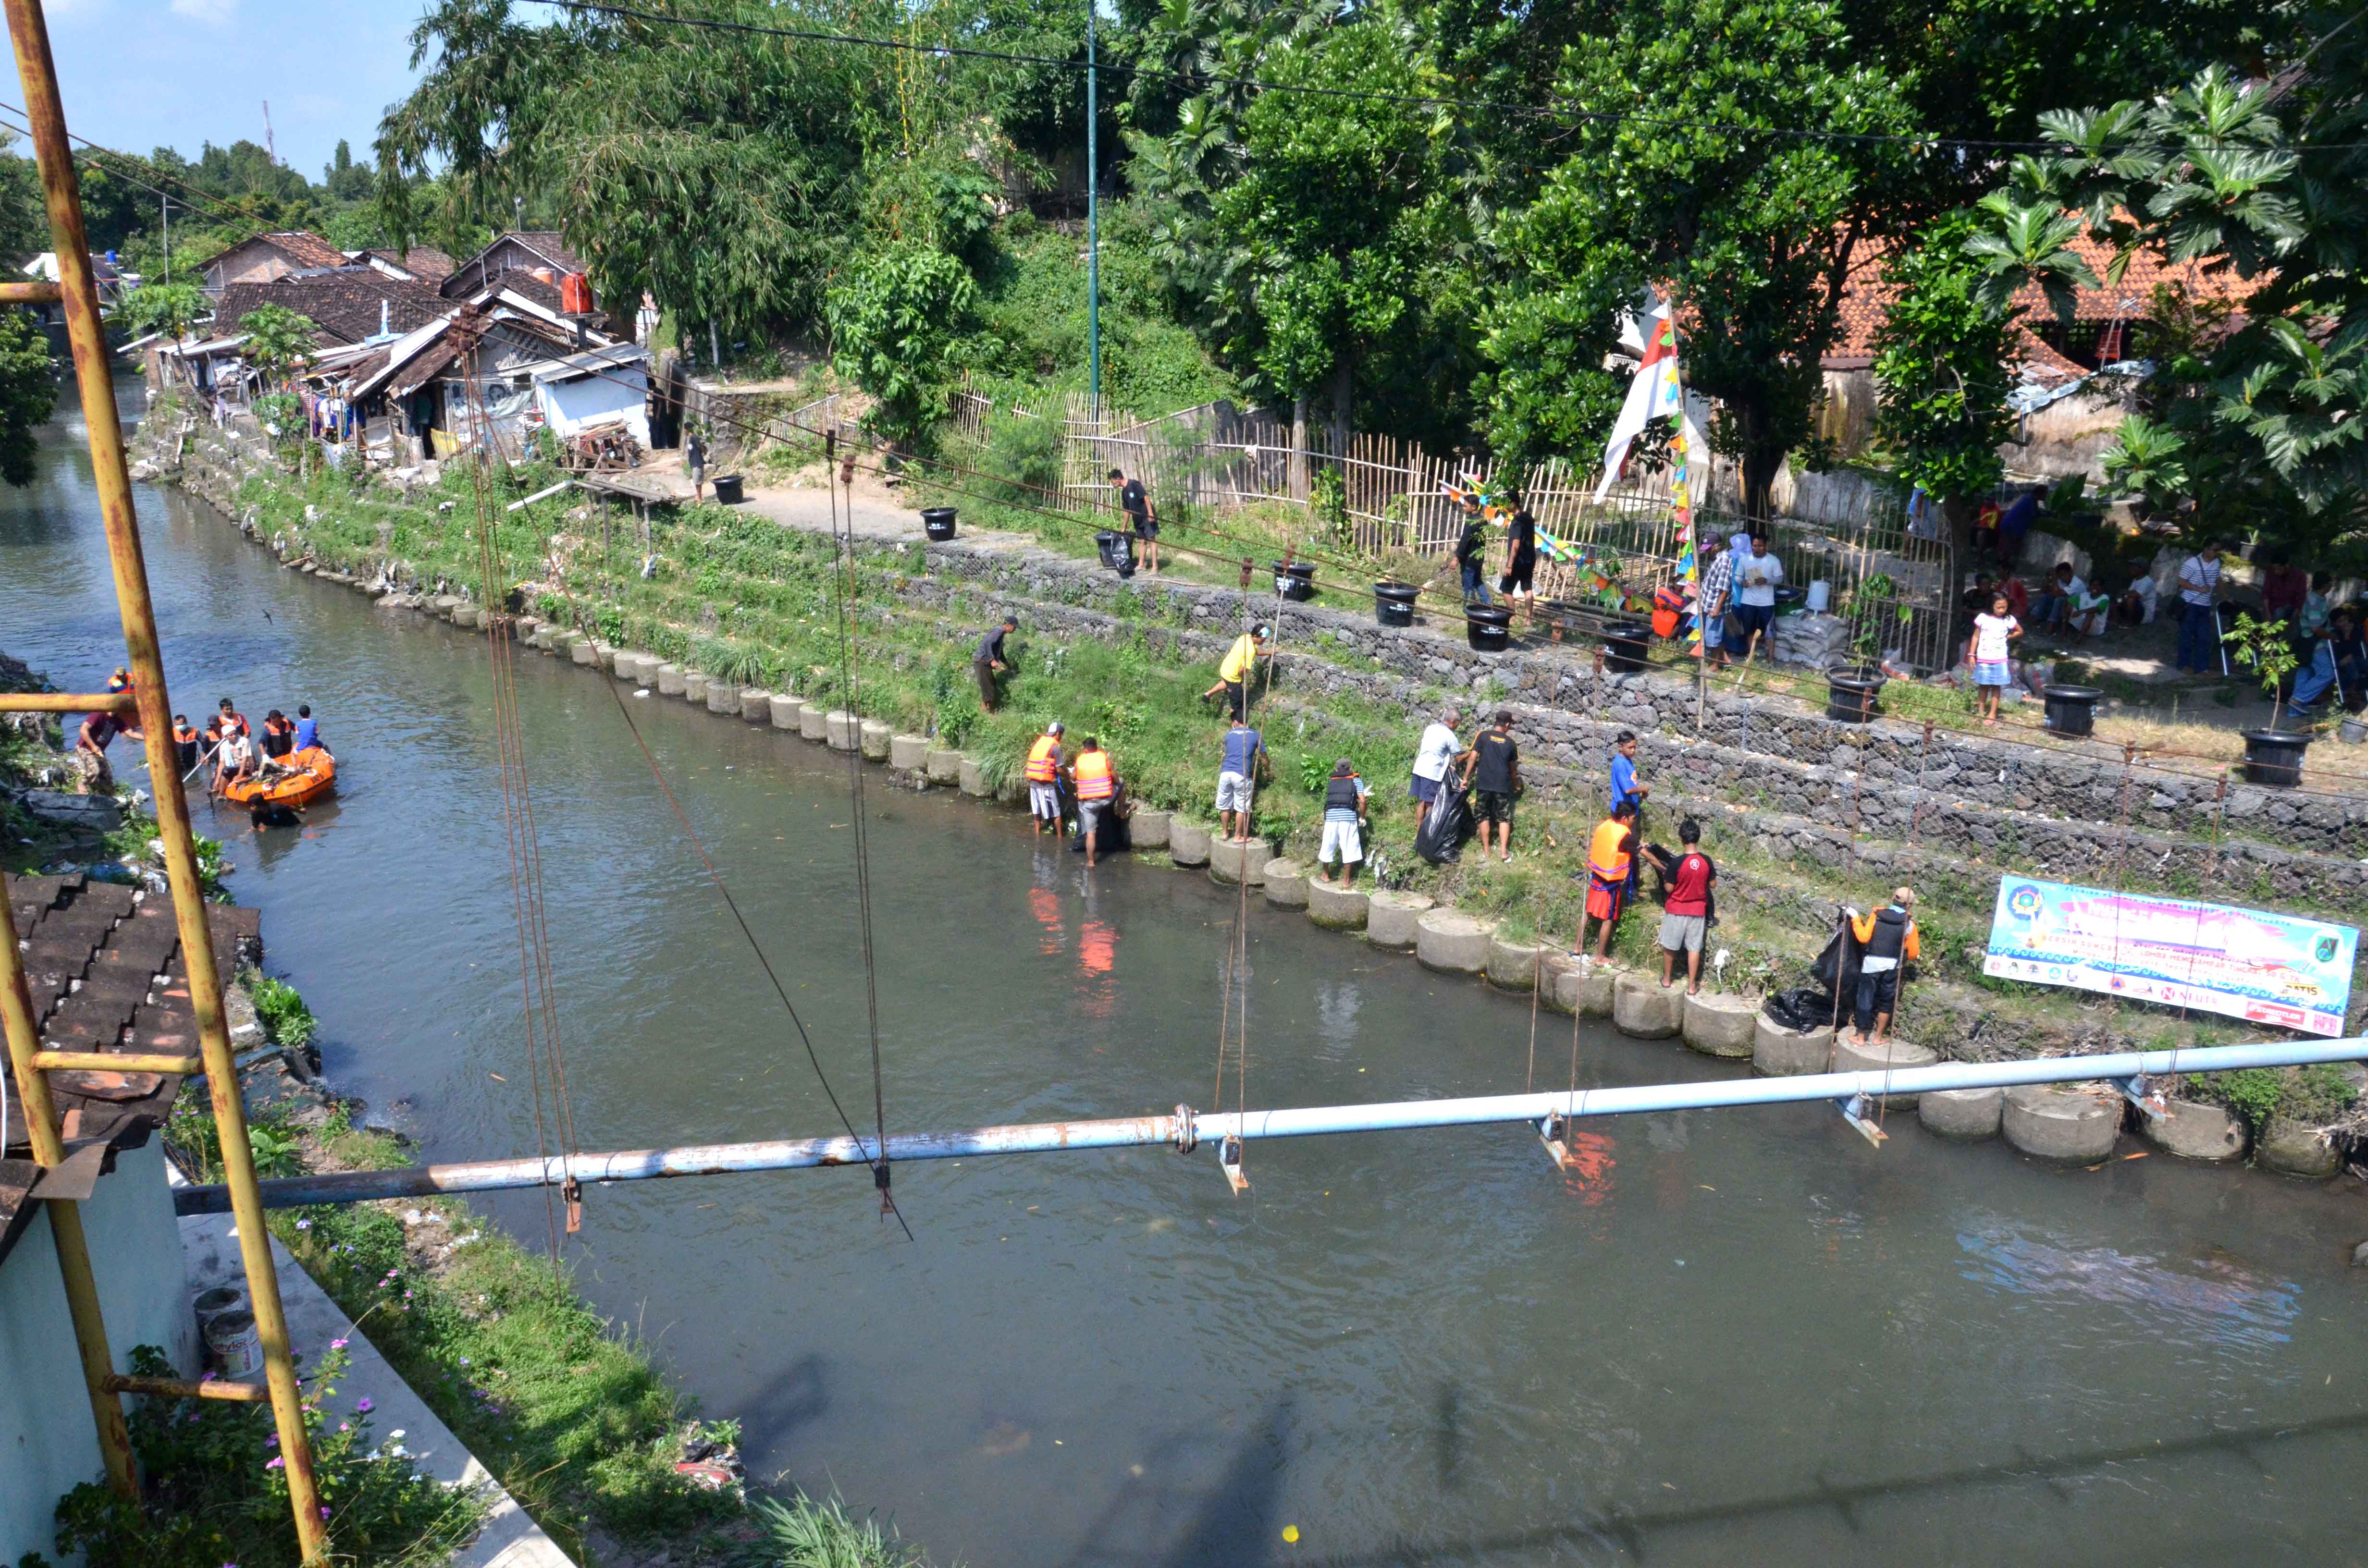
1871 211 2017 531
826 242 981 452
1208 22 1438 443
0 307 57 486
236 304 318 388
1487 0 1914 510
1970 43 2368 556
118 281 206 343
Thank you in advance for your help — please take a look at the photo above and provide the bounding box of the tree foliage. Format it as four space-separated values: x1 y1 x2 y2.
0 307 56 488
826 243 981 450
118 282 207 343
235 304 319 387
1871 211 2016 507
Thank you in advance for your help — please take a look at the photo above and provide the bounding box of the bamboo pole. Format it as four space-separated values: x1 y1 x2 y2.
2 2 327 1556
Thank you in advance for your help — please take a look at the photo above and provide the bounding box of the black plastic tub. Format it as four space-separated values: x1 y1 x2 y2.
711 473 744 505
1466 603 1514 652
1270 561 1318 602
2042 684 2102 737
1375 581 1418 627
922 506 958 541
1096 529 1137 577
1602 617 1652 673
2241 728 2312 788
1826 666 1885 723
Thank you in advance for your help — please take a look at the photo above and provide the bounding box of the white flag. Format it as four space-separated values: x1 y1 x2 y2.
1593 294 1685 502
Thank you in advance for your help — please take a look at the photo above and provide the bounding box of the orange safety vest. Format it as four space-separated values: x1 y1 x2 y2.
1025 734 1062 783
1587 818 1633 886
1651 583 1688 638
1073 749 1114 800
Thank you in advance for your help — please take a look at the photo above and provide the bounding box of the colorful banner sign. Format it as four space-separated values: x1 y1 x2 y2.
1984 877 2358 1037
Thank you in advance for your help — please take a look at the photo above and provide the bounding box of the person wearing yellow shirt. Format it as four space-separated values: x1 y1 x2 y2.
1201 622 1273 722
1847 888 1920 1046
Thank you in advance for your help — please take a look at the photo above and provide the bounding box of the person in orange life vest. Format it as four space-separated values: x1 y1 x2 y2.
215 696 251 741
169 714 203 776
1656 819 1717 994
105 666 132 695
1573 801 1640 963
1068 735 1117 869
1023 721 1067 837
260 709 296 760
1847 888 1920 1046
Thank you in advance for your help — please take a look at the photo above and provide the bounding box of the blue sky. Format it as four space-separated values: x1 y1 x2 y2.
40 0 430 180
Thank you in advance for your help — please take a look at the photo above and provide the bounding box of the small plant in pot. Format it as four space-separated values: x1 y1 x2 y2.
2221 611 2311 785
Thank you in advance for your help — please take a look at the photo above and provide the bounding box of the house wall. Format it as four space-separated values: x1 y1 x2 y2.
0 1141 197 1563
203 243 301 292
538 369 651 445
2011 380 2145 481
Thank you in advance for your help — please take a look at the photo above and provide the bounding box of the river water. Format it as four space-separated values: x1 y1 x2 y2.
7 389 2367 1564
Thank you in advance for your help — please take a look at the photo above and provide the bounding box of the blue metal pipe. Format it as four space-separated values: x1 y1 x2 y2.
173 1035 2366 1215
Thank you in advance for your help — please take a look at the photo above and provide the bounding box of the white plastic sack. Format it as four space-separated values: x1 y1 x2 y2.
1769 610 1852 670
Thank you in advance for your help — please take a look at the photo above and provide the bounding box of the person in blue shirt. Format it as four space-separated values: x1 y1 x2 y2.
1214 716 1267 844
1609 731 1649 816
292 703 323 753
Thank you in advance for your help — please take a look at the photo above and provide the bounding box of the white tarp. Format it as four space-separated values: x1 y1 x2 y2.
535 364 650 445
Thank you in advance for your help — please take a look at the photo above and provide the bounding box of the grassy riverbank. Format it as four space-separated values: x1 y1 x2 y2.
192 440 2362 1128
160 977 943 1568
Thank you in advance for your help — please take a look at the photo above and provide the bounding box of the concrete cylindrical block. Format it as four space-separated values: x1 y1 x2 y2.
1555 963 1615 1018
771 693 802 729
656 662 686 696
1130 809 1172 850
1262 858 1308 907
799 704 830 742
706 680 739 713
1611 972 1682 1039
1831 1035 1939 1108
431 593 459 615
1168 820 1212 867
889 733 929 770
1415 910 1492 974
1681 991 1759 1058
2256 1115 2340 1178
1919 1086 2003 1139
1208 839 1266 885
1753 1016 1833 1077
2141 1098 2246 1162
740 688 772 721
682 673 710 705
860 720 892 761
924 747 962 784
1485 934 1548 992
1365 892 1433 948
827 710 860 750
571 638 599 665
1535 952 1581 1015
615 652 646 683
1306 882 1369 931
2003 1086 2121 1162
958 757 991 796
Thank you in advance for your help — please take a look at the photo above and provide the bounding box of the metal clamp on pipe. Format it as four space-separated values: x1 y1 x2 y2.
1172 1104 1197 1154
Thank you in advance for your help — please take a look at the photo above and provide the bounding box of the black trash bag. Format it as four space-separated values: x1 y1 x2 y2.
1810 911 1865 999
1761 986 1837 1033
1070 777 1133 855
1415 783 1477 864
1760 909 1863 1031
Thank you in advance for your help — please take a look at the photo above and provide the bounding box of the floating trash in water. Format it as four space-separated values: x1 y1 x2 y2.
1282 1525 1300 1543
980 1420 1031 1457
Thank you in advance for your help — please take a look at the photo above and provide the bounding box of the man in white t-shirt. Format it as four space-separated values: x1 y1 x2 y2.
1725 531 1784 659
2031 561 2087 629
2175 542 2225 674
1409 707 1463 831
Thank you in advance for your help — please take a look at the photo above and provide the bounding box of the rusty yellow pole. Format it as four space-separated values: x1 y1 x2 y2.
1 2 327 1557
0 894 136 1497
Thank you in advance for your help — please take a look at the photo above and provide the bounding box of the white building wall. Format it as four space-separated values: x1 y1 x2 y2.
0 1141 196 1563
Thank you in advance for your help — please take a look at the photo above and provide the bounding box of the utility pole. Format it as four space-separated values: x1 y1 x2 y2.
1085 0 1100 418
159 194 168 286
261 99 274 164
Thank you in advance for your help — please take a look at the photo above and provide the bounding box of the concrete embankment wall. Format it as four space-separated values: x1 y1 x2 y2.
145 423 2365 1179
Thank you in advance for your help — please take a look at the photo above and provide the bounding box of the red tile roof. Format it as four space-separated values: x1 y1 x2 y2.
198 229 350 275
1823 230 2262 371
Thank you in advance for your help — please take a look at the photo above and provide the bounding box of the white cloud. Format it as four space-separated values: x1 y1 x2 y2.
169 0 236 24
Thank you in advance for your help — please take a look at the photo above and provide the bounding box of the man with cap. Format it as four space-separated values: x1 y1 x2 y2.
1023 719 1067 837
1203 622 1274 723
1847 887 1921 1046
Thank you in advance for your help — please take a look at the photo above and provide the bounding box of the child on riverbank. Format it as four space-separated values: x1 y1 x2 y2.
1971 594 2022 725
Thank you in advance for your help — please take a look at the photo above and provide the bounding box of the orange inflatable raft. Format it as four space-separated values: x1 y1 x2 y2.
222 746 336 817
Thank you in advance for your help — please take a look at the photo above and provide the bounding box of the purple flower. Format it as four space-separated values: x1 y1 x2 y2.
266 1457 284 1470
266 1434 278 1448
354 1396 374 1414
329 1337 347 1350
457 1357 468 1366
295 1218 311 1230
